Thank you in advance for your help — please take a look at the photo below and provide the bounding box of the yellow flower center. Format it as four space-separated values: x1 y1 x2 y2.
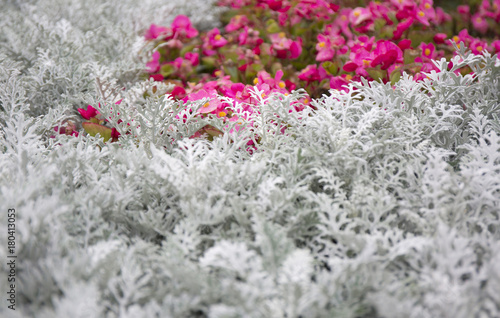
453 36 460 43
424 3 431 9
319 41 326 48
418 11 425 17
279 32 286 38
346 74 353 81
354 10 361 17
424 48 431 56
215 34 222 41
341 15 347 20
261 93 266 98
203 102 210 108
477 46 483 52
214 70 222 77
362 59 370 67
218 111 226 117
304 99 309 104
278 81 286 89
253 78 259 85
476 17 483 23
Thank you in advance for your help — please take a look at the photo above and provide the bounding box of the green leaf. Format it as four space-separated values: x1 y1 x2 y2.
160 64 174 77
82 122 112 142
180 44 197 57
223 65 239 82
390 69 401 86
366 68 385 82
404 49 418 65
267 24 281 34
322 61 338 75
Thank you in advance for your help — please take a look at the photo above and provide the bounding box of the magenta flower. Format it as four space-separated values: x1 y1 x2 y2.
188 89 223 114
472 13 489 34
491 40 500 53
184 52 199 66
315 34 340 62
470 40 488 55
172 15 198 39
203 28 228 56
146 51 161 73
349 7 372 26
145 24 172 40
393 17 414 40
433 33 447 44
419 42 436 59
371 40 403 70
78 105 99 120
226 15 250 32
269 33 302 59
343 47 373 76
457 5 470 21
298 65 321 83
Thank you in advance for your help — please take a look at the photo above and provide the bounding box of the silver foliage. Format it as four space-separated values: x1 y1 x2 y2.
1 1 500 317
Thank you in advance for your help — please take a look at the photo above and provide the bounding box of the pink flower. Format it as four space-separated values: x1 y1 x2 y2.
225 15 249 32
470 40 488 55
393 17 414 40
78 105 99 120
203 28 228 56
184 52 199 66
397 39 412 51
419 42 436 59
269 32 302 59
457 5 470 21
146 51 161 73
111 128 120 142
491 40 500 53
187 89 223 114
371 40 403 70
433 33 447 44
53 122 79 137
472 13 489 34
264 0 290 12
298 64 321 83
316 34 335 61
170 86 186 99
145 24 172 40
350 7 372 26
330 75 352 92
172 15 198 39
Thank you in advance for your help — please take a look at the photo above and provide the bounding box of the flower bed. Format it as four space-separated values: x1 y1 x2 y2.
1 1 500 317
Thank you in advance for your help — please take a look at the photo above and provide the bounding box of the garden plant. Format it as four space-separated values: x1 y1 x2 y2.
1 0 500 317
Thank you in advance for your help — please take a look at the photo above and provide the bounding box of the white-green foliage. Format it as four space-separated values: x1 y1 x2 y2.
1 0 500 317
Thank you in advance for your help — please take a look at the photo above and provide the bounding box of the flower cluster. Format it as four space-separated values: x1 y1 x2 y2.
71 0 500 144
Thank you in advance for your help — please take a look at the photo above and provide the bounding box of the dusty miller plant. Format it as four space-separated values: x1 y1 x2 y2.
1 1 500 317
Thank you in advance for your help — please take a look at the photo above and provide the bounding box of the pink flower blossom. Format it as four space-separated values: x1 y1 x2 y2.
350 7 372 26
433 33 447 44
371 40 403 70
393 17 414 40
472 13 489 34
146 51 161 73
187 89 223 114
419 42 436 59
172 15 198 39
225 15 249 32
203 28 228 56
145 24 172 40
269 33 302 59
78 105 99 120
